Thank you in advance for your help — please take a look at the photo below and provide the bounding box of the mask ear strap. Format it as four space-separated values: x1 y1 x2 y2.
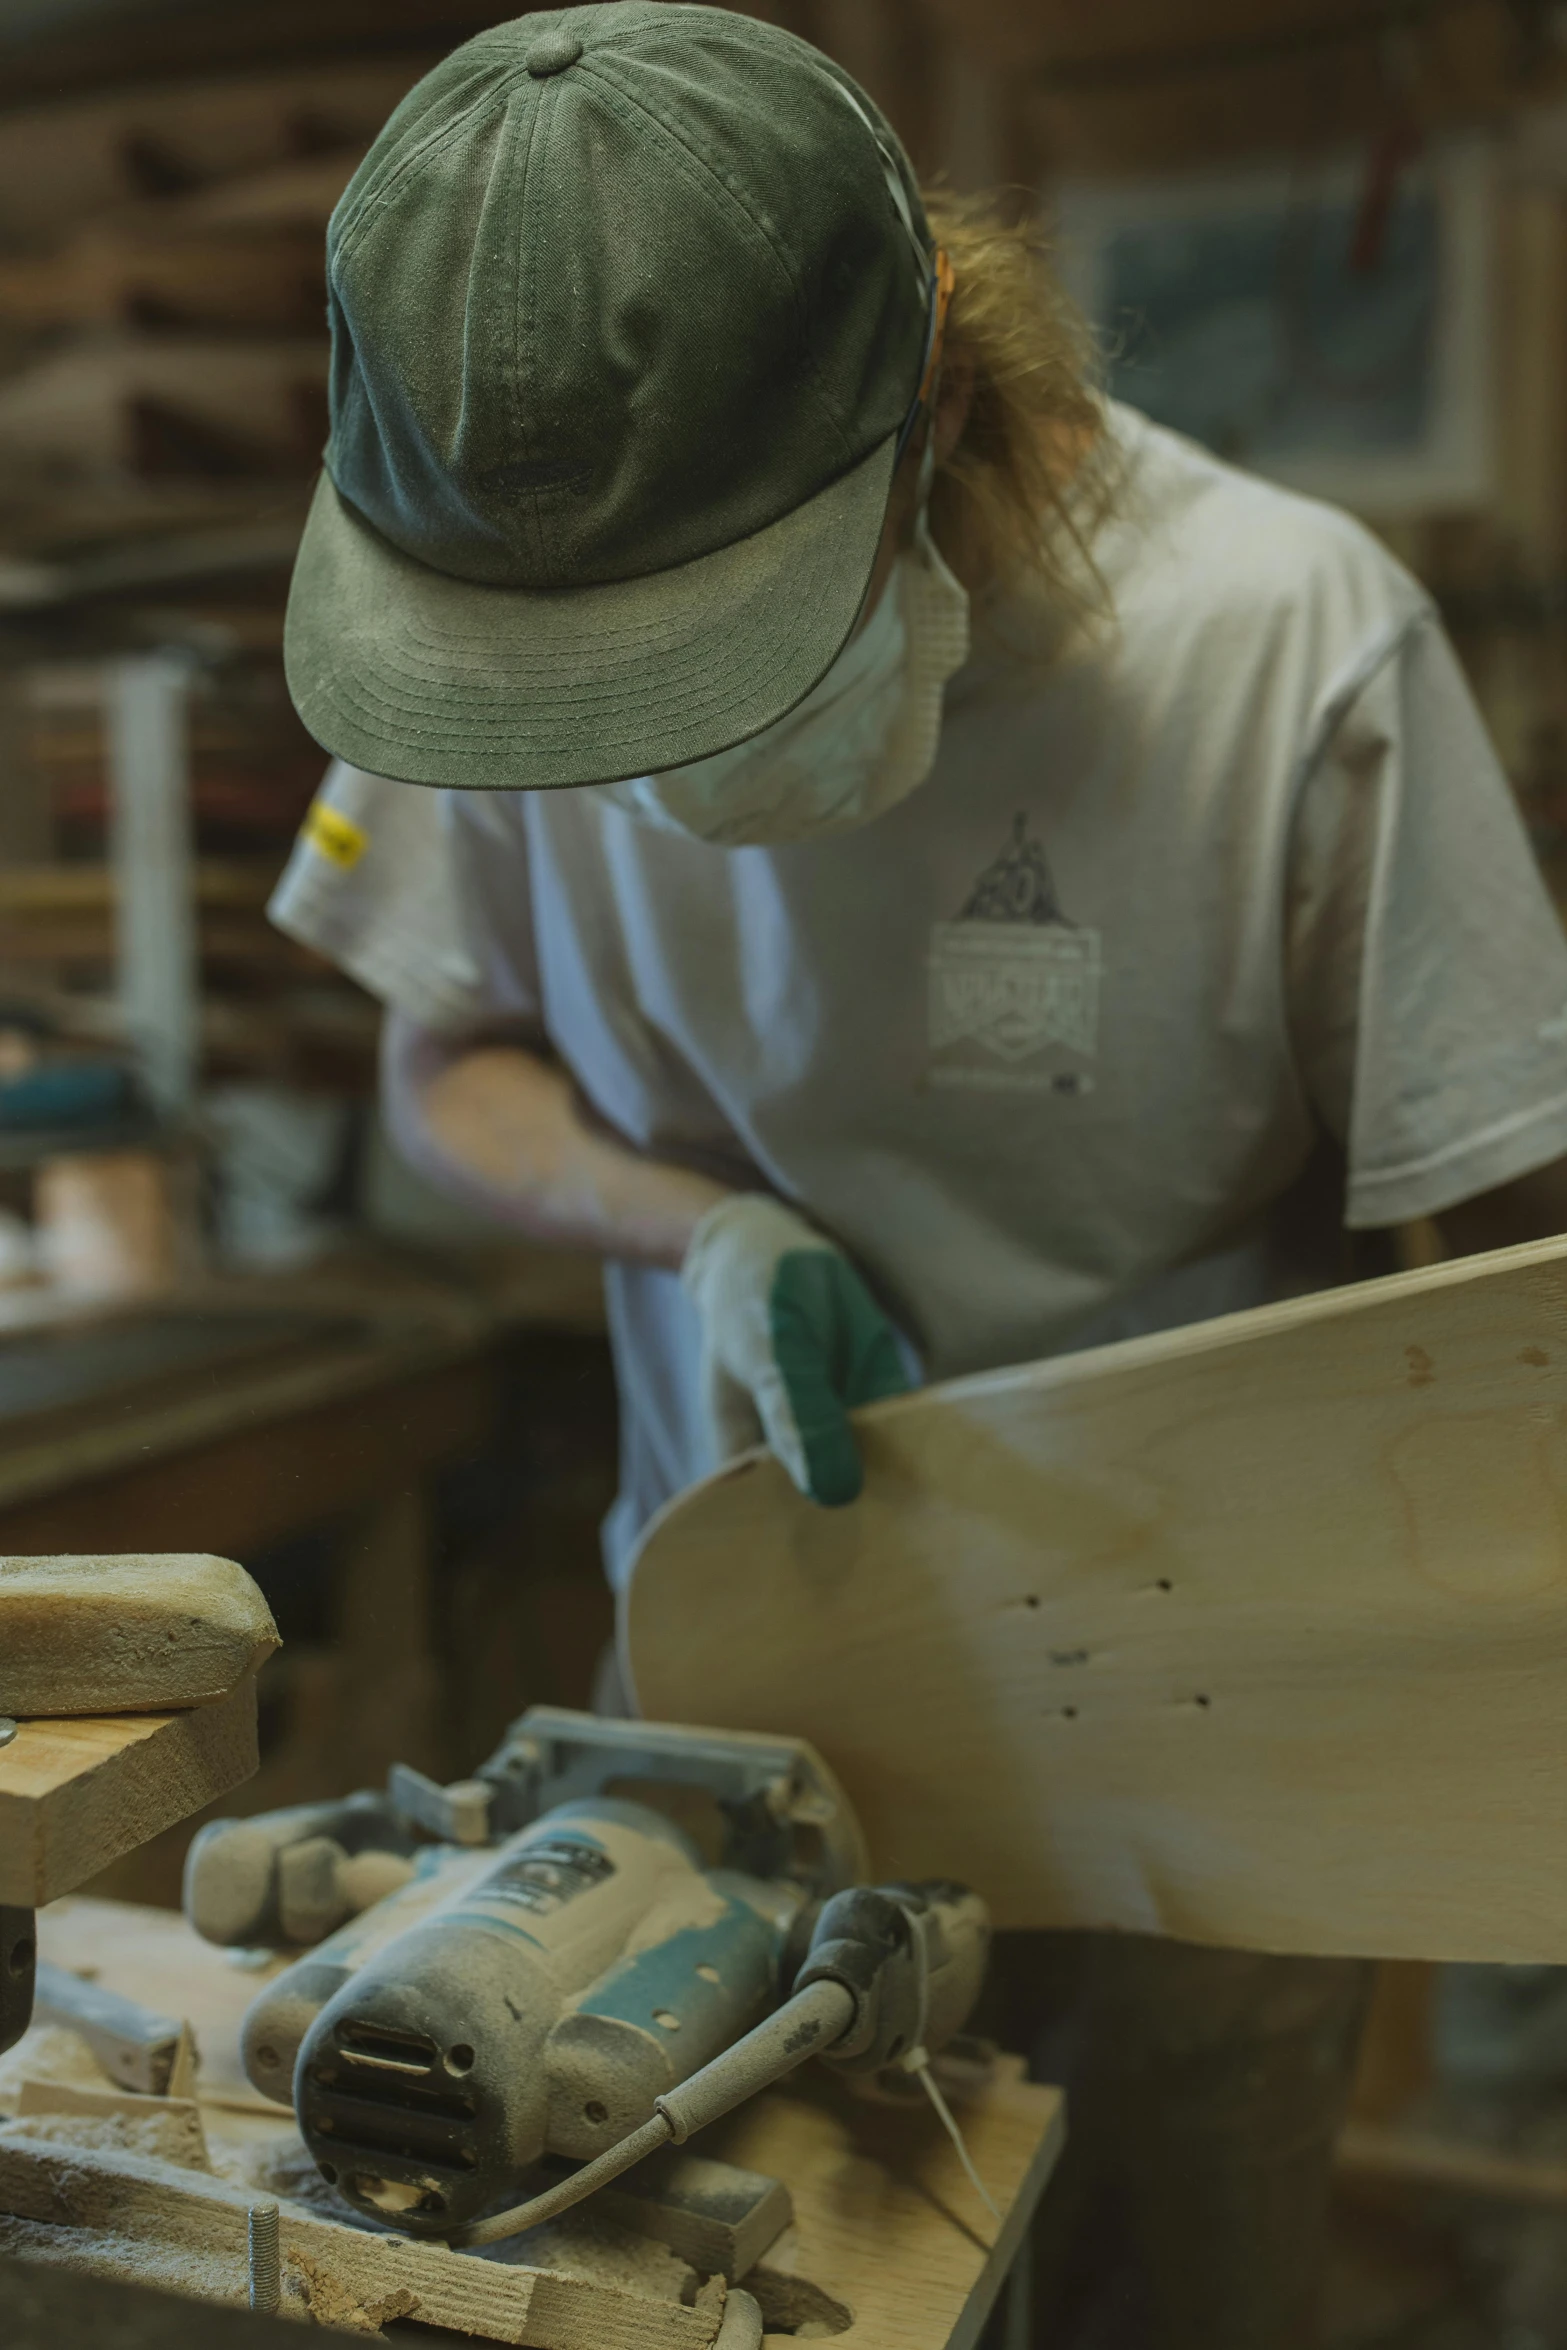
819 77 955 531
906 246 955 477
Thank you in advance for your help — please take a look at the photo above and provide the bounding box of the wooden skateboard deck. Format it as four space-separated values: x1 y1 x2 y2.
626 1236 1567 1962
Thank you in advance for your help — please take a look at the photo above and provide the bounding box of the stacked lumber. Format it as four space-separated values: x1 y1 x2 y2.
28 668 322 854
0 70 406 546
0 660 365 1089
914 0 1566 174
0 69 428 1096
0 1554 277 1907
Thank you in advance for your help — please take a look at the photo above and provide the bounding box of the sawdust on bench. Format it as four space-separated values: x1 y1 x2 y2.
257 2135 702 2301
0 2024 115 2112
0 2108 208 2171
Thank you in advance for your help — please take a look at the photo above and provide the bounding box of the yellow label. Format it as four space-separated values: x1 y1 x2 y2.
302 799 368 870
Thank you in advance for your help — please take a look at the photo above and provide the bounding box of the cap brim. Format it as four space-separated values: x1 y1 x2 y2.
283 434 898 791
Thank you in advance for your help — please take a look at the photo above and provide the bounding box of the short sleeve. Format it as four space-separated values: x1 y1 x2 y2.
1287 613 1567 1227
439 790 547 1027
269 762 509 1031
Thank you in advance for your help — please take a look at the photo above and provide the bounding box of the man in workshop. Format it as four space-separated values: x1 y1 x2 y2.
270 8 1567 2343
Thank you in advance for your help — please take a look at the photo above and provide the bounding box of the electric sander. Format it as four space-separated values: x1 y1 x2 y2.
184 1710 992 2246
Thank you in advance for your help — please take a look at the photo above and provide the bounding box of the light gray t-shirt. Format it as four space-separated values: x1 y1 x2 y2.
272 406 1567 1585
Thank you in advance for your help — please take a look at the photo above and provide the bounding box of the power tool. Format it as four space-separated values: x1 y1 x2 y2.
184 1710 992 2246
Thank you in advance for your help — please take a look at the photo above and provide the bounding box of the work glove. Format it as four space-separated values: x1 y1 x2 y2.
681 1194 911 1506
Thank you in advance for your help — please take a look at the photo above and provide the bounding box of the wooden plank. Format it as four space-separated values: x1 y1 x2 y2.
627 1235 1567 1963
0 1678 258 1906
0 2135 722 2348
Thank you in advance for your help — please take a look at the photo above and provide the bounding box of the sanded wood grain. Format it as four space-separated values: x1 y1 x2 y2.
0 1554 277 1716
628 1235 1567 1962
0 1679 258 1905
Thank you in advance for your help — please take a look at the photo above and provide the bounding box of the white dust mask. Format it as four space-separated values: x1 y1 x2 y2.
598 507 970 849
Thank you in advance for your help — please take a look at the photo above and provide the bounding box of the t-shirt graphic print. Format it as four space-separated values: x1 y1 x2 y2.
927 813 1101 1093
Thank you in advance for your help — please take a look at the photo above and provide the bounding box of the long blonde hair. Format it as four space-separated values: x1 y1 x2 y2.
923 186 1113 628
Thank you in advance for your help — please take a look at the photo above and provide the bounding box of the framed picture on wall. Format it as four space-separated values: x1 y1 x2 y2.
1051 138 1496 516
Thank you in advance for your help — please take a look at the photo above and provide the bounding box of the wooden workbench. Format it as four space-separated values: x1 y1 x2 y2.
0 1244 605 1554
0 1898 1064 2350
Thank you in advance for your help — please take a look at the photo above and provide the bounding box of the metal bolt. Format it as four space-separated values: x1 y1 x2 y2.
248 2198 280 2315
0 1721 17 1750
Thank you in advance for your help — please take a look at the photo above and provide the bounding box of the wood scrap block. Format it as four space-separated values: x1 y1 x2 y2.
30 1966 188 2097
0 1554 277 1715
0 1677 259 1906
594 2148 791 2281
30 1157 187 1306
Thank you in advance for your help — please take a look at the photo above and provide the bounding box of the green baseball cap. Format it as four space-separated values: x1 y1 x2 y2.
284 2 935 792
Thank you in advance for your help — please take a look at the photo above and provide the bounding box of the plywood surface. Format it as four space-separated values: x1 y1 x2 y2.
706 2070 1061 2350
0 1681 258 1906
628 1236 1567 1962
4 1900 1061 2350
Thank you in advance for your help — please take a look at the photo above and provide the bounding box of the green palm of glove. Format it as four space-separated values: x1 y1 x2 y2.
681 1195 912 1506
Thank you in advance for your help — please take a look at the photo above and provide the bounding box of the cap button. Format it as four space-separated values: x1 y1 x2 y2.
525 31 583 76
